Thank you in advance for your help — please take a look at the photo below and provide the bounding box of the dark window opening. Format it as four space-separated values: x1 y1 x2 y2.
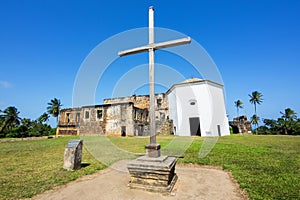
66 113 70 123
157 99 162 108
97 110 103 119
85 111 89 119
189 99 197 106
76 113 80 123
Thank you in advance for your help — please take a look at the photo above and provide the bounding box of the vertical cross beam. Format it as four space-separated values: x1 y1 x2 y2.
148 6 156 145
118 6 191 157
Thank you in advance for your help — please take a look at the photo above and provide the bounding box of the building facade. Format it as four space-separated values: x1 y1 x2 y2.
57 78 231 137
167 78 230 136
57 94 172 136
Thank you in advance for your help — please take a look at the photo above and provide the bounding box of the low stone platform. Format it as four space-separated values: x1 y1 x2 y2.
127 156 177 193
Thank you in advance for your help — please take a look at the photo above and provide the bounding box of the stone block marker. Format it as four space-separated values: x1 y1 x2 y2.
63 139 83 171
127 156 177 193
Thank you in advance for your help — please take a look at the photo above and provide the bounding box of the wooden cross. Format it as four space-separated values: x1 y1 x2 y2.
118 6 191 157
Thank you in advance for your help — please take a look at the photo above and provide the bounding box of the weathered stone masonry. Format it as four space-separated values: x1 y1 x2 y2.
57 93 173 136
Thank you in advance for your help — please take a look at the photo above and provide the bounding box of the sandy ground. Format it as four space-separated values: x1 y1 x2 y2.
31 160 248 200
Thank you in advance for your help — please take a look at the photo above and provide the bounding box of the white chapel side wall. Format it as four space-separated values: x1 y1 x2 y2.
207 82 230 136
167 90 178 135
168 82 229 137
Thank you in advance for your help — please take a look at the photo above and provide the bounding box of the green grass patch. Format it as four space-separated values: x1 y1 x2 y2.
0 135 299 199
180 135 300 200
104 135 300 199
0 137 105 199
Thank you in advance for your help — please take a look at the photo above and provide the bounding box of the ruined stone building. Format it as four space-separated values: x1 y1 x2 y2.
57 94 171 136
57 78 231 137
229 116 252 134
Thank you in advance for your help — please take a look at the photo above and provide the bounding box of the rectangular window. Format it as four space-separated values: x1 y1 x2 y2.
66 113 70 123
97 110 103 119
157 99 162 108
85 111 89 119
76 113 80 123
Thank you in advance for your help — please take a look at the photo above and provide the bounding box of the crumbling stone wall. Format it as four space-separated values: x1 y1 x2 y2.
57 93 173 136
57 108 81 136
104 93 170 134
57 102 149 136
79 105 106 135
229 115 252 134
104 93 168 111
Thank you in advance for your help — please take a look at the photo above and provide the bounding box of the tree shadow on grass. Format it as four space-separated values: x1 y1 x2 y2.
81 163 90 168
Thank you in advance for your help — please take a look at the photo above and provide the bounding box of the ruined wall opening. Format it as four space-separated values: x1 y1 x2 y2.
97 109 103 119
76 113 80 123
66 113 70 123
121 126 126 137
85 111 89 119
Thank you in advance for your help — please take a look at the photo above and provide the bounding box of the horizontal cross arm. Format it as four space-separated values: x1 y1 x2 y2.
118 45 150 57
153 37 191 50
118 37 191 57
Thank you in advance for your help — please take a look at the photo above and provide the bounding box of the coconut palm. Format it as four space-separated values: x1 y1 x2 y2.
251 114 260 134
47 98 62 123
280 108 297 121
38 112 50 124
21 118 32 127
234 100 243 117
279 108 297 135
249 91 263 115
0 106 21 133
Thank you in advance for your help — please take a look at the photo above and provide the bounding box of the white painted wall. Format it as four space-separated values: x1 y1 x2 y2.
167 80 230 136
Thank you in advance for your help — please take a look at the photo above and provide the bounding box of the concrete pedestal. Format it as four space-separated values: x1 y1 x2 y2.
127 155 177 193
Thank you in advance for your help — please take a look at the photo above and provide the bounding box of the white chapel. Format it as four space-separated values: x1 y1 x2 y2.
167 78 230 136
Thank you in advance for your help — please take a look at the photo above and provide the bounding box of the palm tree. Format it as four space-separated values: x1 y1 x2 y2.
47 98 62 123
38 113 50 124
249 91 263 115
21 118 32 127
279 108 297 135
280 108 297 121
234 100 243 117
251 114 260 134
0 106 21 133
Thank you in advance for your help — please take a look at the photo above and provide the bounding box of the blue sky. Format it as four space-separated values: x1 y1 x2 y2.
1 0 299 127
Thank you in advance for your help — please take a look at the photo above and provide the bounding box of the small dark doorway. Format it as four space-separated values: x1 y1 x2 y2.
121 126 126 137
217 125 221 136
189 117 201 136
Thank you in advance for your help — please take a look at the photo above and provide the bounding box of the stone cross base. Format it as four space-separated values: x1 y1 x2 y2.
145 143 161 158
127 156 177 193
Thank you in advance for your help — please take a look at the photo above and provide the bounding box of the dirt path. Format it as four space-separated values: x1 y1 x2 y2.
31 161 248 200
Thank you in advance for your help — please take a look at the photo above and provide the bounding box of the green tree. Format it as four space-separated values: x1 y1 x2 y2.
251 114 260 134
38 113 49 124
280 108 297 121
21 118 32 128
0 106 21 134
249 91 263 115
47 98 62 123
262 108 300 135
234 100 243 117
279 108 298 135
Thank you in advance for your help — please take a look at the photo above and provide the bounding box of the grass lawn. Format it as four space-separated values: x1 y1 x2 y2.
0 137 105 199
0 135 299 199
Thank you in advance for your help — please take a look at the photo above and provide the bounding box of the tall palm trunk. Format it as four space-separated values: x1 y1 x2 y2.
0 120 8 133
